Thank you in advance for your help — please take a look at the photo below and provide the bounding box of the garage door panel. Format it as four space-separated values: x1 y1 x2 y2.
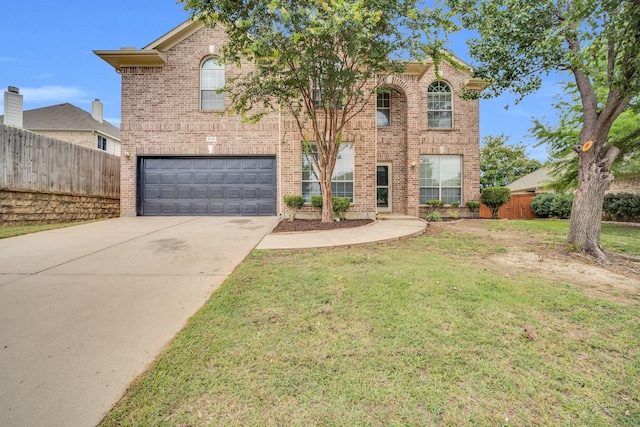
227 173 242 185
226 188 242 199
193 188 209 199
176 188 193 199
226 203 242 214
193 173 209 185
208 188 225 199
140 157 276 216
210 173 226 184
161 159 177 169
243 173 258 184
226 159 242 169
160 174 177 185
144 173 160 185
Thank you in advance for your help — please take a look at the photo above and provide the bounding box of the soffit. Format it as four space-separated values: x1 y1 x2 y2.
94 19 204 72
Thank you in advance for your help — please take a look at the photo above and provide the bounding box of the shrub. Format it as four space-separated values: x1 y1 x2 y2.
332 197 351 220
426 211 443 222
426 199 445 208
466 201 481 217
549 194 573 219
310 195 323 209
530 193 555 218
481 187 512 219
282 195 304 221
603 192 640 222
310 194 323 218
531 193 573 219
448 210 459 219
450 201 460 208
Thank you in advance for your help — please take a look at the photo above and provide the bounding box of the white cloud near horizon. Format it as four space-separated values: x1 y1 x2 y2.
20 85 88 104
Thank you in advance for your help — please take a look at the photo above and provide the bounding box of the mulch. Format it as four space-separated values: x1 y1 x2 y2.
271 218 374 233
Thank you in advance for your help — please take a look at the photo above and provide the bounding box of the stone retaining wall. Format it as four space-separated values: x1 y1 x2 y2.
1 189 120 226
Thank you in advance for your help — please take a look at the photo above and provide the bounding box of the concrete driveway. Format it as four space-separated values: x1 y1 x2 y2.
0 216 278 427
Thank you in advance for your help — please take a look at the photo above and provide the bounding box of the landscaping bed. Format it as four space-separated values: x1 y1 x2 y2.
271 218 374 233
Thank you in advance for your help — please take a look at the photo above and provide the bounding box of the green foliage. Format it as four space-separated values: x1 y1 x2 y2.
531 82 640 192
426 199 445 209
283 194 305 221
426 211 443 222
531 193 574 219
603 193 640 222
449 0 640 255
481 187 512 219
181 0 457 221
466 200 481 213
448 210 459 219
310 195 323 209
480 134 541 188
332 197 351 220
450 201 460 208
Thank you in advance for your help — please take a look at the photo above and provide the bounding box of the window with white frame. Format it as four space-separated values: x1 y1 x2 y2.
427 81 452 128
419 155 462 204
377 92 390 126
201 58 225 111
302 143 354 202
97 135 107 151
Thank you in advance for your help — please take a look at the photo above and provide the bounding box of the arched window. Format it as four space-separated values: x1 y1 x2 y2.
427 81 452 128
201 58 224 111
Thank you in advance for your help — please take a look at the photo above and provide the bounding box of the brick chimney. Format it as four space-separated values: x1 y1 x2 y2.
91 99 103 123
3 86 23 128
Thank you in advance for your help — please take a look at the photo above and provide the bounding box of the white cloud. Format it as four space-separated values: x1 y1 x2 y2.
20 85 88 104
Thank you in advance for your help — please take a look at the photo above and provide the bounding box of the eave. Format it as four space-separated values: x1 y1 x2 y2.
93 49 167 72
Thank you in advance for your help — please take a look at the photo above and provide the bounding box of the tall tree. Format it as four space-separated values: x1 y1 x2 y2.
480 134 541 188
449 0 640 260
180 0 455 222
531 80 640 191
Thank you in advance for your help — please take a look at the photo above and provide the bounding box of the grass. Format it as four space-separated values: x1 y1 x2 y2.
100 221 640 426
0 220 101 239
484 219 640 256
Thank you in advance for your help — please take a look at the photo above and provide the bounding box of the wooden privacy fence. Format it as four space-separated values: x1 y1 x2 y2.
480 193 538 220
1 125 119 198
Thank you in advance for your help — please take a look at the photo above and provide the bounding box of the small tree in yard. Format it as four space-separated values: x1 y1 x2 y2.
449 0 640 260
481 187 511 219
181 0 455 222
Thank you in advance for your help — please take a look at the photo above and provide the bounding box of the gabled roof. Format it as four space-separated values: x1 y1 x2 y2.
94 19 203 72
94 19 486 90
0 103 121 140
507 166 552 193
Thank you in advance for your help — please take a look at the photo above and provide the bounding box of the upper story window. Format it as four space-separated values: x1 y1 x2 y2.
377 92 390 127
427 81 452 128
201 58 225 111
97 135 107 151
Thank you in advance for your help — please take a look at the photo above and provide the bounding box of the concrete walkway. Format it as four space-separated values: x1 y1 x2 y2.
257 215 426 249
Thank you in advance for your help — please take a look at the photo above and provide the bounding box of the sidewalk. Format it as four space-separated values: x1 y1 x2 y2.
256 215 426 250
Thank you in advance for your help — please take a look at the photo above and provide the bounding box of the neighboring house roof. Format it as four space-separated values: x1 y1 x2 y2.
507 166 552 193
0 103 120 140
94 19 485 91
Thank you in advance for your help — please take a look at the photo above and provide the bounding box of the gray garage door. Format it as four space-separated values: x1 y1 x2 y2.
139 157 277 216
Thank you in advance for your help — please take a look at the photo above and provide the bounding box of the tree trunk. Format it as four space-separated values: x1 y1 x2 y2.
319 171 334 223
568 145 619 261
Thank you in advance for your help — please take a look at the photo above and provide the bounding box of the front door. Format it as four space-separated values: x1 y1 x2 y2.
376 163 392 212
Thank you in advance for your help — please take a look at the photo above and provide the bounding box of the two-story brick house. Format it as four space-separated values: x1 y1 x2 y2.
95 19 483 218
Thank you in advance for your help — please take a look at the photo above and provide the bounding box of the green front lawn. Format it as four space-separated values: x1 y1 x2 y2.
100 221 640 426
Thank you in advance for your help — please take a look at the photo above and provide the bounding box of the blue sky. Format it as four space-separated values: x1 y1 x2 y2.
0 1 565 162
